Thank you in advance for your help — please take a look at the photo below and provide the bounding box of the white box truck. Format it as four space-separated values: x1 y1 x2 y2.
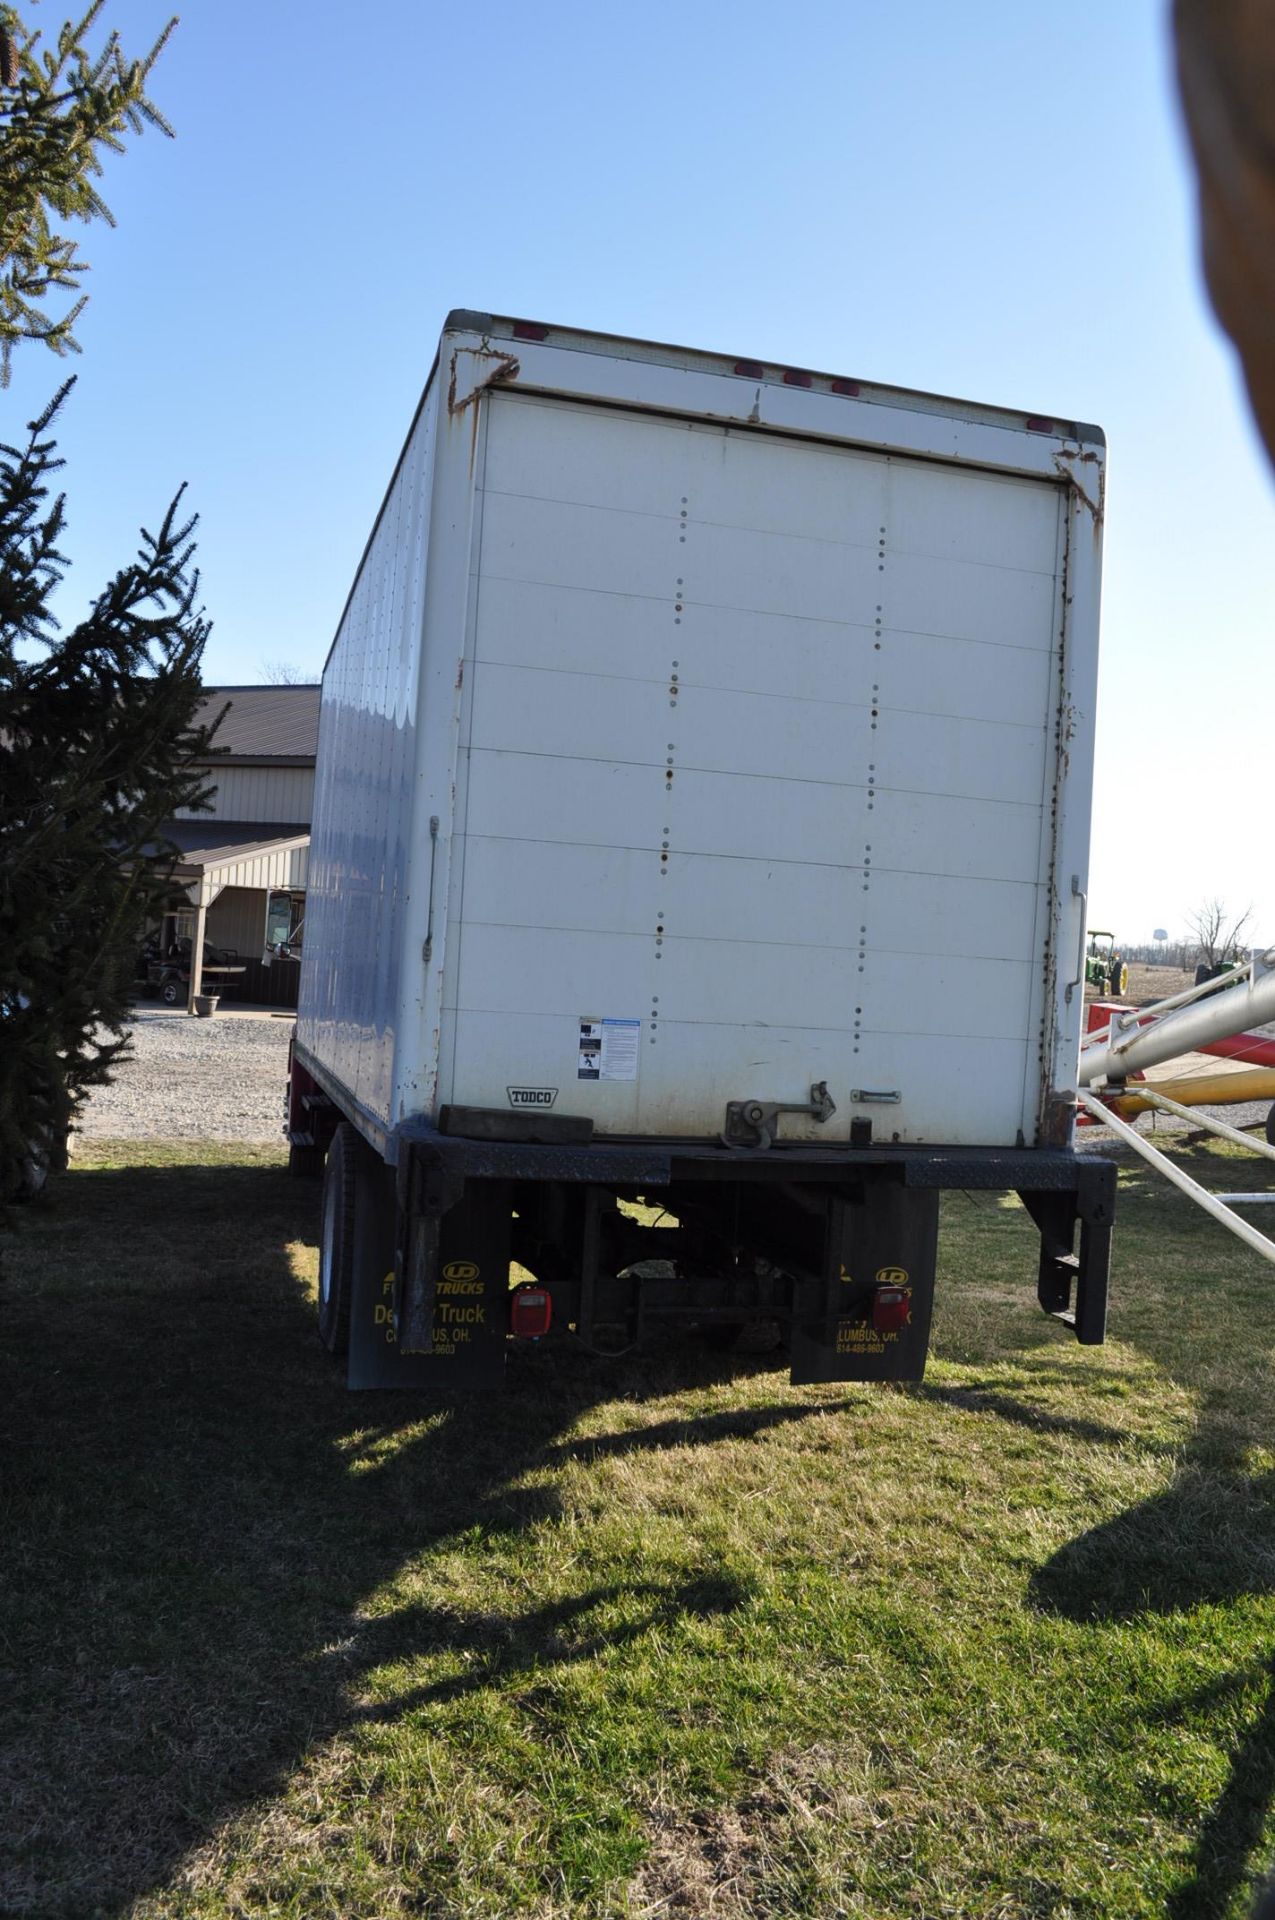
288 311 1115 1390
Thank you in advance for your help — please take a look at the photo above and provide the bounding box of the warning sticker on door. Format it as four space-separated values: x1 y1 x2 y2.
578 1017 640 1081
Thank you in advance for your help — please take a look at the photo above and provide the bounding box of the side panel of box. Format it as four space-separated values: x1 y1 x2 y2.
296 382 441 1134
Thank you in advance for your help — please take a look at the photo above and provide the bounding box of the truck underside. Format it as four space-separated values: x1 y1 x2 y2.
291 1047 1114 1391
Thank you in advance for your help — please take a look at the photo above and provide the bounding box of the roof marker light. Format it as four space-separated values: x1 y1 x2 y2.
734 360 765 378
512 321 548 342
1025 415 1053 434
831 378 860 397
783 369 813 388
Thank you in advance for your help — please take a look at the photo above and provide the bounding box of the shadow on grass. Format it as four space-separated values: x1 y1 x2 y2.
945 1150 1275 1917
544 1397 852 1466
911 1379 1136 1449
1030 1427 1275 1918
0 1158 786 1918
1158 1658 1275 1920
348 1573 752 1729
1030 1460 1275 1625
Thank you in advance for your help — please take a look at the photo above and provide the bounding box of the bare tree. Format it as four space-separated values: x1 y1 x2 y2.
1187 898 1253 971
260 660 319 685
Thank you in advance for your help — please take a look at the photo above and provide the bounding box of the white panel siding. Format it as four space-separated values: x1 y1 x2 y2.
468 661 1045 807
450 393 1066 1145
473 574 1053 725
175 764 314 824
460 837 1038 960
207 843 309 893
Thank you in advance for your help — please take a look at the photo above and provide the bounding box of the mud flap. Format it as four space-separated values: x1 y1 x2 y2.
789 1183 939 1385
349 1177 513 1390
347 1148 437 1390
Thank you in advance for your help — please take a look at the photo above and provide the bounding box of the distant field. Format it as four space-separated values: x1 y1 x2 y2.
4 1140 1275 1918
1126 962 1197 1005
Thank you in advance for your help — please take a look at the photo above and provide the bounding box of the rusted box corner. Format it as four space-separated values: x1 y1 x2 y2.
448 347 520 415
1040 1091 1078 1148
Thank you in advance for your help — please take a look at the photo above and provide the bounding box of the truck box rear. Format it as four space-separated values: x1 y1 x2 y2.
297 312 1104 1160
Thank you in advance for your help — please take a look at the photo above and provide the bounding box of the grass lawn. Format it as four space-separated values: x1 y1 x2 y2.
3 1138 1275 1918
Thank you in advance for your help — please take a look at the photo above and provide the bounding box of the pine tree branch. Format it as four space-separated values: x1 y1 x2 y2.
0 3 177 381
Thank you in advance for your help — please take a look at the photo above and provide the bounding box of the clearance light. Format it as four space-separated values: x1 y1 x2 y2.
872 1285 911 1333
510 1284 553 1339
783 369 813 388
512 321 548 341
831 378 860 397
734 360 765 378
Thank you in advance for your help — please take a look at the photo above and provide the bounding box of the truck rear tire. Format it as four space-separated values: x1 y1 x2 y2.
318 1123 361 1353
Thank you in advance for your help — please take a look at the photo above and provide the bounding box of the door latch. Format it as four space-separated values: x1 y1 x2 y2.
723 1081 837 1150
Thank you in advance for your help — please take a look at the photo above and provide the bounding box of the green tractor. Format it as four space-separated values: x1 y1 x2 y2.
1085 930 1128 999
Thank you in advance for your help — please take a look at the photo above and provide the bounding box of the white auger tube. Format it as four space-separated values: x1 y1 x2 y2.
1078 951 1275 1086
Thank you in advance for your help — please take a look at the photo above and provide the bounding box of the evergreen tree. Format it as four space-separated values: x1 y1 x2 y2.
0 5 209 1203
0 1 174 382
0 385 215 1200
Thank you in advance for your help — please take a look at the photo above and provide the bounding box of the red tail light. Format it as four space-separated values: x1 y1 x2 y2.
510 1284 553 1338
871 1285 911 1333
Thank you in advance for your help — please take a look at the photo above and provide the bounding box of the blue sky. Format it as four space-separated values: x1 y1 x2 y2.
7 0 1273 945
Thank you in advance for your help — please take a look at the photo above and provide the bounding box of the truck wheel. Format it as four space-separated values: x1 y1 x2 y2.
1266 1105 1275 1149
159 975 182 1006
317 1123 361 1353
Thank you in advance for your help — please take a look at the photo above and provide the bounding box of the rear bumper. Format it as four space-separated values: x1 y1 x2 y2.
338 1124 1117 1391
397 1119 1114 1196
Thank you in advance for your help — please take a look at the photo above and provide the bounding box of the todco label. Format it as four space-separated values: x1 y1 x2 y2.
508 1087 557 1108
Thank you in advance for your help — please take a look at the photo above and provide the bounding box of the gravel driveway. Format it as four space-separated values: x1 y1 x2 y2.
74 1007 294 1145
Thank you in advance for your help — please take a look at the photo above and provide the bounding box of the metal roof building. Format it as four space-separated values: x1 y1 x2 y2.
154 685 319 1009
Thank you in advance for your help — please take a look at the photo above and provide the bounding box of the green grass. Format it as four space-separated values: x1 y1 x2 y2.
3 1138 1275 1917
